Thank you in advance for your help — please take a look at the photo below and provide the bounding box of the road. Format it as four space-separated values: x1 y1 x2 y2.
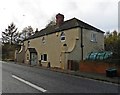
1 61 119 93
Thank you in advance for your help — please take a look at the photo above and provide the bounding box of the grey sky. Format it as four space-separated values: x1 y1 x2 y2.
0 0 119 37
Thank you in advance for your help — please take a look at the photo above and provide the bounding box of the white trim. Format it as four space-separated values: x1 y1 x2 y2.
12 75 47 92
60 32 66 42
91 33 97 43
41 54 48 62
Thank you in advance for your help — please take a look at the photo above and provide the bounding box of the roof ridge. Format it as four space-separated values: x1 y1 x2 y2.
24 17 104 41
72 18 105 32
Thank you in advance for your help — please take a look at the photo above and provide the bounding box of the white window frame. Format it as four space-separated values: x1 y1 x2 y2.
60 32 66 42
41 54 47 62
42 37 46 44
91 33 97 42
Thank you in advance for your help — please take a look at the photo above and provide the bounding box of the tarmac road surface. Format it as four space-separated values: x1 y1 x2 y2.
1 61 119 93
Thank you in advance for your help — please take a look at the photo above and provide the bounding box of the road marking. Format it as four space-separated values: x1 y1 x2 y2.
12 75 47 92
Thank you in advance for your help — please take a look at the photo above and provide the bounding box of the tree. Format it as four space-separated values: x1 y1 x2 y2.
19 26 34 41
46 16 56 27
2 23 19 44
104 30 120 59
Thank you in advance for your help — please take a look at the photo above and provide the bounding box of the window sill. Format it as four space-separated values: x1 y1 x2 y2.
90 40 97 43
41 61 47 63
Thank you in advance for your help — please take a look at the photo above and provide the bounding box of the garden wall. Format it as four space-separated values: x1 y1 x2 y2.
80 61 120 76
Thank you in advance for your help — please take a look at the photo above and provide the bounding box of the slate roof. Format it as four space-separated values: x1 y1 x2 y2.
25 18 104 41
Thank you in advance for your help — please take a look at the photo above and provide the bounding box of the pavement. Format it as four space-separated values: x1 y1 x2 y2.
12 61 120 85
52 69 120 84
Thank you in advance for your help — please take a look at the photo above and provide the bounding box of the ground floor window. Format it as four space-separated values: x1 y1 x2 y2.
27 54 29 60
41 54 47 62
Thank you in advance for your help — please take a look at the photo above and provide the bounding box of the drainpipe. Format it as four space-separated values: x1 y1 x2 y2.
81 27 84 60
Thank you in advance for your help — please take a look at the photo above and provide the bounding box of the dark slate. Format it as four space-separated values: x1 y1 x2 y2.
25 18 104 41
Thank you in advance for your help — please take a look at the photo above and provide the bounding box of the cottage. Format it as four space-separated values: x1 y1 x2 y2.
16 13 104 70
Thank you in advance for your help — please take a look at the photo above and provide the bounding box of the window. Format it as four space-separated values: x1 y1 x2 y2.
91 33 97 42
41 54 47 62
42 37 45 44
60 32 66 42
28 41 30 47
27 54 29 60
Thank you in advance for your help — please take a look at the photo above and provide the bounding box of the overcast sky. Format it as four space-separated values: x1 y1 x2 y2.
0 0 119 37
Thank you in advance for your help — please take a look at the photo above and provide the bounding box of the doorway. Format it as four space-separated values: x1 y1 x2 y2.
30 53 37 66
28 48 37 66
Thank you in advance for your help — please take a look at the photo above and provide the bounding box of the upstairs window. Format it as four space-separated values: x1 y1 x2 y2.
60 32 66 42
42 37 45 44
28 41 30 47
91 33 97 42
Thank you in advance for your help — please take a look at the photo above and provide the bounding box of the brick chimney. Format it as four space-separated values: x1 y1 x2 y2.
56 13 64 26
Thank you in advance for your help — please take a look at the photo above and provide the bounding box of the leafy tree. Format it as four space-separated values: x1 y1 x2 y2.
104 30 120 59
2 23 19 44
19 26 34 41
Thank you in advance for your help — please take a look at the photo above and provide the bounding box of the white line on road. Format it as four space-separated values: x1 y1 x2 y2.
12 75 47 93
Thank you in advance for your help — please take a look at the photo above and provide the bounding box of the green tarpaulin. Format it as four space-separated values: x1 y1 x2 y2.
86 51 113 60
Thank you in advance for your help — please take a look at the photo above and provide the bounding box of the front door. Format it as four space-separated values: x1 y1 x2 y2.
30 53 37 65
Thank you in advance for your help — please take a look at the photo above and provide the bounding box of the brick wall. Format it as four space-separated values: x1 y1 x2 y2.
80 61 120 76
